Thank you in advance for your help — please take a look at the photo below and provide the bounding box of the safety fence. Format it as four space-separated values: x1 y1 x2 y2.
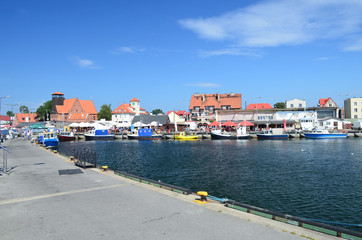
225 200 362 240
114 170 192 195
0 145 10 174
71 148 97 168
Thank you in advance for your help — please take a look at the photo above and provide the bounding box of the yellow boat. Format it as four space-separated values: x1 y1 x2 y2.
174 132 198 140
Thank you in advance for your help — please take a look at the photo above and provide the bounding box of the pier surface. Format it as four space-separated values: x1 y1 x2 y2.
0 139 338 240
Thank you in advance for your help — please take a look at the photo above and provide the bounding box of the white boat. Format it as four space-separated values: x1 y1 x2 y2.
304 129 347 139
84 128 115 140
211 127 250 140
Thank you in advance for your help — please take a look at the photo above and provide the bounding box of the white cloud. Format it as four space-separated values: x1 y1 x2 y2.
199 47 261 57
70 56 99 69
111 46 146 54
179 0 362 50
343 37 362 51
314 56 332 61
185 83 221 88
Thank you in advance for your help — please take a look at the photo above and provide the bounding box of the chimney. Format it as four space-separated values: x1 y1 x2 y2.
217 93 220 102
202 94 206 102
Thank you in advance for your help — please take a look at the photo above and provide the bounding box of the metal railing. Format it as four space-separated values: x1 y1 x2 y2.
72 148 97 168
0 145 10 174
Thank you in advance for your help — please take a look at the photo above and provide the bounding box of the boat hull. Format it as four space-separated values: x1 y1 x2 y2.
84 135 115 140
236 134 251 139
304 133 347 139
210 132 231 139
174 136 198 140
127 135 162 140
43 139 59 148
59 135 76 141
257 134 289 140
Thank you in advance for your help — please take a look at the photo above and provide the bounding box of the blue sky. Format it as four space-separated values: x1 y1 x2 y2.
1 0 362 114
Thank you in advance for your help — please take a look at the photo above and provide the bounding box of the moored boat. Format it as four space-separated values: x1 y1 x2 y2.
84 128 115 140
43 132 59 148
304 129 347 139
58 131 76 141
211 127 251 140
127 129 162 140
174 132 198 140
257 129 288 140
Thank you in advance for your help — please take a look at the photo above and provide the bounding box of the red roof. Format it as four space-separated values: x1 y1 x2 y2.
189 93 242 110
52 92 64 95
246 103 273 110
14 113 37 123
55 98 97 115
167 111 186 116
130 98 140 102
0 115 11 121
112 103 136 114
319 97 338 108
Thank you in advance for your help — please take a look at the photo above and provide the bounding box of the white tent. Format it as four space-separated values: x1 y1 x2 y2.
79 122 93 128
150 121 162 126
116 122 131 128
69 122 80 127
133 122 147 127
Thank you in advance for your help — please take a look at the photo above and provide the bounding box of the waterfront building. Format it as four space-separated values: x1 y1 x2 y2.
189 93 242 122
344 97 362 120
111 98 147 123
131 114 168 130
246 103 273 110
316 117 345 130
13 113 38 126
216 108 318 131
0 115 11 126
285 98 306 109
167 111 186 123
50 92 98 122
319 97 338 108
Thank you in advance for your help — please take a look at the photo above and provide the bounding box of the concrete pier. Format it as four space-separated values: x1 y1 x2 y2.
0 139 340 240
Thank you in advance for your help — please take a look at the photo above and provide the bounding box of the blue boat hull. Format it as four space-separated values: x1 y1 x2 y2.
84 135 115 140
257 134 289 140
304 133 347 139
43 139 59 148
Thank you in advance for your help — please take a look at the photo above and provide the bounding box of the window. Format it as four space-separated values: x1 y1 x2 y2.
354 102 357 106
193 106 199 111
299 104 302 107
329 104 332 107
291 104 294 108
221 105 231 110
354 108 358 112
354 115 358 119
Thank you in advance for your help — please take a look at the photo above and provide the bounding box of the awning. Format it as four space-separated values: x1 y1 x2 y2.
222 121 237 127
238 120 254 126
208 121 220 127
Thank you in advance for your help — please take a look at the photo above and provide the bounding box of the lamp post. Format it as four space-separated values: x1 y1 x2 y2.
0 96 11 125
5 103 18 117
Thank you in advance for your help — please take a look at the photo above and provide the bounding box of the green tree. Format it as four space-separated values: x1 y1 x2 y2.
274 102 285 109
97 104 112 120
151 109 164 115
6 111 14 117
36 100 52 121
19 105 29 113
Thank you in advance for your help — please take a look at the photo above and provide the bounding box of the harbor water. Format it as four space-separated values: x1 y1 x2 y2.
58 138 362 231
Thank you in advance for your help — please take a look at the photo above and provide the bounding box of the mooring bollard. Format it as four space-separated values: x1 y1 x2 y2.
70 156 74 161
53 150 58 154
194 191 209 204
102 166 108 172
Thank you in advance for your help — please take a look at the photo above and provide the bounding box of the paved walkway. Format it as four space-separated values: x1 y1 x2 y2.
0 139 337 240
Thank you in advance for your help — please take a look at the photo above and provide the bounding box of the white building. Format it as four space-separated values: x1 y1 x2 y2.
317 117 344 130
344 97 362 120
111 98 147 124
285 98 306 109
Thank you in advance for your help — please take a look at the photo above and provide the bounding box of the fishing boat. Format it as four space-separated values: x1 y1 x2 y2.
257 129 288 140
84 128 115 140
304 129 347 139
174 131 198 140
58 131 76 141
211 127 250 140
43 132 59 148
127 129 162 140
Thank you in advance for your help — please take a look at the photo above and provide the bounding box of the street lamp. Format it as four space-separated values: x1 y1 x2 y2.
0 96 11 124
